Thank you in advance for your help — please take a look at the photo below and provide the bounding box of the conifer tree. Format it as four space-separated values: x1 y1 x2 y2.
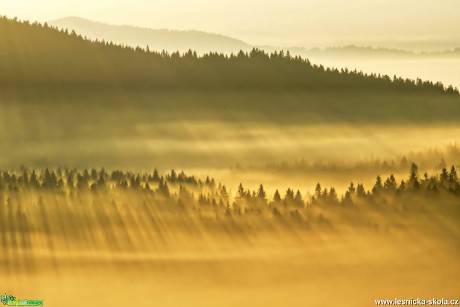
257 184 267 201
273 190 282 203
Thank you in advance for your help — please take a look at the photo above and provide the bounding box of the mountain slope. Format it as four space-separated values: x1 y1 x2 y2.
1 16 457 96
49 17 252 55
0 17 459 169
0 15 459 135
45 17 460 90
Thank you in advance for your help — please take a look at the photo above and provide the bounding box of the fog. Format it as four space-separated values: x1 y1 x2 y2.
307 57 460 90
0 184 458 306
1 118 459 168
2 115 459 195
4 0 460 49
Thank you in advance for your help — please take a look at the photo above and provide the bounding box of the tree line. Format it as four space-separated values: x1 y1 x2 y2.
0 16 458 95
0 164 458 215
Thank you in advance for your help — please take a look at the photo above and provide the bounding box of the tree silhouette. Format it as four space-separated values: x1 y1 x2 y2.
408 163 420 189
328 188 339 204
237 183 246 201
294 190 304 207
356 184 366 197
273 190 282 205
315 183 322 198
449 166 458 183
152 169 160 181
384 175 397 192
372 175 383 194
257 184 267 202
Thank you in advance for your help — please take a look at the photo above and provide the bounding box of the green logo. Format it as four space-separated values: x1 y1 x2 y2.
0 294 43 306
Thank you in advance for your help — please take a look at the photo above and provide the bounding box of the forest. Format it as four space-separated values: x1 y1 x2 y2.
0 163 458 206
0 16 458 95
0 160 458 292
0 163 458 252
1 163 458 307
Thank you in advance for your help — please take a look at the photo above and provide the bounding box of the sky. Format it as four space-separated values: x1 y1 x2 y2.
3 0 460 48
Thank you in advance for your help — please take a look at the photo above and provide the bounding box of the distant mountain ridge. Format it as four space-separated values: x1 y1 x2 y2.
49 17 252 54
265 45 460 60
50 17 460 59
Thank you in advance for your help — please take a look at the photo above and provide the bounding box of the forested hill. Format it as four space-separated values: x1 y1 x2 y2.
0 16 458 95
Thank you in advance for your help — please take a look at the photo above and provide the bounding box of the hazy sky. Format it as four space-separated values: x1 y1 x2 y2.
3 0 460 48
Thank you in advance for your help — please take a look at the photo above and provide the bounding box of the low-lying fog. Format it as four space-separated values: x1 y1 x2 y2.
0 118 458 195
307 57 460 90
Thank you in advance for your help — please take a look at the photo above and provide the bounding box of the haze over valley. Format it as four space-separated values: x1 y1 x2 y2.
0 1 459 306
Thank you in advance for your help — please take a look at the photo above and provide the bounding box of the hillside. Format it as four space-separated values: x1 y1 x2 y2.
1 16 460 170
49 17 252 55
43 17 460 90
1 17 458 96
